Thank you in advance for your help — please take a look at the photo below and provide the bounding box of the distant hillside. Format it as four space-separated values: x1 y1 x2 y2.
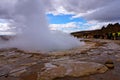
71 23 120 39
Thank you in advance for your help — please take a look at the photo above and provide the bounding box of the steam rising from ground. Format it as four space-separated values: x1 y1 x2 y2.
0 0 84 52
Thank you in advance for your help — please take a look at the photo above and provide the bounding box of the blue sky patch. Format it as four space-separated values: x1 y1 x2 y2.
47 14 87 24
47 14 90 32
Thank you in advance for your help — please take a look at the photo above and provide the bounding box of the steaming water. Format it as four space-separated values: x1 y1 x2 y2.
0 0 84 52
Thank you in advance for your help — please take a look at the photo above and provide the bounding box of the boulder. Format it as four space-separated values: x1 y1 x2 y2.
105 60 114 69
39 61 108 80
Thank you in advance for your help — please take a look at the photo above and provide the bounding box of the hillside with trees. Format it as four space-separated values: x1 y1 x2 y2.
71 23 120 40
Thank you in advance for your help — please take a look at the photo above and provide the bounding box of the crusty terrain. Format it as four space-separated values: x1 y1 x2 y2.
0 39 120 80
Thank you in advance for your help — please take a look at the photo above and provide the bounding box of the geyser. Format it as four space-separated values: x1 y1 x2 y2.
0 0 84 52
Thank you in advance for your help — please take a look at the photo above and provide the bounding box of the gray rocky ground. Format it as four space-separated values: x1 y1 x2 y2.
0 39 120 80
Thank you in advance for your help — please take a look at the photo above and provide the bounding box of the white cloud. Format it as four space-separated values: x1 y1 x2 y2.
0 0 119 33
88 24 103 30
0 31 14 35
47 6 75 16
0 23 10 31
87 21 119 30
0 0 119 22
44 0 120 22
49 20 119 33
71 9 98 19
49 22 80 33
0 22 16 35
49 21 106 33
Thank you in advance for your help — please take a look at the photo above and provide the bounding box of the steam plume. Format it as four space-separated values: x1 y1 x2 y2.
0 0 84 52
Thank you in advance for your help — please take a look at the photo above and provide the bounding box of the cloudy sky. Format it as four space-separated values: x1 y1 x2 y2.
0 0 120 33
44 0 120 33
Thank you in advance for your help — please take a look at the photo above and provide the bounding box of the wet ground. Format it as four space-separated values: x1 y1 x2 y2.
0 39 120 80
54 39 120 80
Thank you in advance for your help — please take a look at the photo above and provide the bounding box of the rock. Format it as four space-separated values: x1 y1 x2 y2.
20 62 37 66
20 63 45 80
116 59 120 62
10 67 27 77
115 54 120 58
105 60 114 69
39 61 108 80
105 60 114 64
105 64 114 69
9 63 45 80
0 67 11 76
39 64 66 80
115 54 120 62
